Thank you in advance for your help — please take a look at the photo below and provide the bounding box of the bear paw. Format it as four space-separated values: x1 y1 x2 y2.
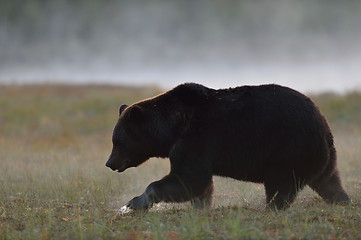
117 205 132 215
126 195 153 211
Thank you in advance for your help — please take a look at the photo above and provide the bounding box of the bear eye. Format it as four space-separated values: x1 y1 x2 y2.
112 123 128 147
112 129 123 146
112 127 121 146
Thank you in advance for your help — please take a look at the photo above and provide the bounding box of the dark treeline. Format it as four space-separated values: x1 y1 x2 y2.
2 0 360 42
1 0 361 83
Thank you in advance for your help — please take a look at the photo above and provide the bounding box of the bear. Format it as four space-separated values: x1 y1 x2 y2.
106 83 350 210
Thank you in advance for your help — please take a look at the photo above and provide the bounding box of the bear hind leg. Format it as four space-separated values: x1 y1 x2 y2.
264 178 303 210
308 170 350 204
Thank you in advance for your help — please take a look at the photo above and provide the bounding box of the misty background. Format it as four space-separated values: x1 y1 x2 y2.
1 0 361 92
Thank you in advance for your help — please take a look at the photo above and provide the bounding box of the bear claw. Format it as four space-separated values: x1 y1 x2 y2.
117 205 132 214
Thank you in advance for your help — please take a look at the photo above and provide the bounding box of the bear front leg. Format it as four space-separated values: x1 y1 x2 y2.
124 173 212 211
191 180 213 209
124 194 154 211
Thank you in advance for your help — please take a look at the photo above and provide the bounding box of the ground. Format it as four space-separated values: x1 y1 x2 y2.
0 85 360 239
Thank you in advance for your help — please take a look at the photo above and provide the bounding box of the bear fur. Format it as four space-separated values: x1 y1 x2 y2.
106 83 350 210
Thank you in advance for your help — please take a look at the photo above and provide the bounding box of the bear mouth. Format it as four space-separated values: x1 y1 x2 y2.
115 161 131 173
107 157 134 173
114 165 127 173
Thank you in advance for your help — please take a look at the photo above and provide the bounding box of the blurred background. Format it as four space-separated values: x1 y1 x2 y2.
1 0 361 93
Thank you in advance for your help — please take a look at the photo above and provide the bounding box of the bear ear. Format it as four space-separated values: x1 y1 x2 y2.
128 105 144 121
119 104 128 116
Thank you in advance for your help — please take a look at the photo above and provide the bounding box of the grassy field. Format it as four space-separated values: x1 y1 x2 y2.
0 84 360 240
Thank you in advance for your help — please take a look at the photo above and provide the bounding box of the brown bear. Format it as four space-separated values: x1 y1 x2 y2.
106 83 350 210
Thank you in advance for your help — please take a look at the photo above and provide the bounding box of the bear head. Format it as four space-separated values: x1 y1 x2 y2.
106 100 181 173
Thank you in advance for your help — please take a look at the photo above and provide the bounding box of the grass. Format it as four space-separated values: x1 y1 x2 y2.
0 84 360 239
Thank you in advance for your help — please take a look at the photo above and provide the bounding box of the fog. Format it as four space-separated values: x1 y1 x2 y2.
1 0 361 92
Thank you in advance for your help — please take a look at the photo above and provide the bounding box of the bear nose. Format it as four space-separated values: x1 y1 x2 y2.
105 160 115 170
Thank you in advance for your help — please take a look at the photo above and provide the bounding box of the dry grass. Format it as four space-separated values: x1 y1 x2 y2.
0 84 360 239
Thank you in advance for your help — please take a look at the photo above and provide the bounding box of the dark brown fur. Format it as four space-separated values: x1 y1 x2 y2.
106 83 350 210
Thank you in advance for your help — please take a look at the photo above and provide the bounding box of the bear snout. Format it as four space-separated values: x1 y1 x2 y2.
106 148 120 170
105 159 116 171
105 159 125 172
106 153 129 173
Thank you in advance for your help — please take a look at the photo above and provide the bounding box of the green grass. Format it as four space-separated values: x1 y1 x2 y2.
0 84 360 239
